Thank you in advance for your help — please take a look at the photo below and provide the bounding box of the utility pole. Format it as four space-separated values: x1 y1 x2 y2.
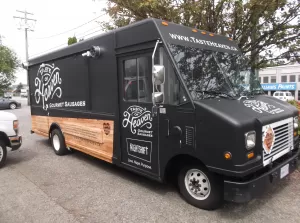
13 10 36 105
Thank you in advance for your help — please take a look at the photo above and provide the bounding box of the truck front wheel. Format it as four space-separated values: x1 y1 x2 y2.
51 129 68 156
178 165 223 210
0 140 7 168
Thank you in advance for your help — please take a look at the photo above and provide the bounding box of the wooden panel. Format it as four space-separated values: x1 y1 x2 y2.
31 115 49 135
31 115 114 163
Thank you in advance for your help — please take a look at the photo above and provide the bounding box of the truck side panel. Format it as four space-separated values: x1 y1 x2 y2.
32 115 114 163
29 33 118 164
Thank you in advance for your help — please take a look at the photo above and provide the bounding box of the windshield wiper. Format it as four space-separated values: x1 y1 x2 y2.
196 90 236 99
240 89 265 97
239 90 254 98
251 89 265 95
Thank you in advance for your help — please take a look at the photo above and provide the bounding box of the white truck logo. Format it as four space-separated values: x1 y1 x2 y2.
122 105 153 137
243 100 284 114
34 63 62 111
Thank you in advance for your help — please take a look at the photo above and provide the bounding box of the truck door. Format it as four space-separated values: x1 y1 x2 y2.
154 47 196 171
118 51 160 176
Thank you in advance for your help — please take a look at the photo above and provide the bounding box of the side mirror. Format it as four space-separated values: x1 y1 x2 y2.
152 92 164 104
153 65 165 85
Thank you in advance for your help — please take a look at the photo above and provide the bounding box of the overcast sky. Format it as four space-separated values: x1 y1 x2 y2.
0 0 109 85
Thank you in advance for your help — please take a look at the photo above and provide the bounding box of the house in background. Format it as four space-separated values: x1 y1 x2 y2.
11 84 29 96
259 64 300 100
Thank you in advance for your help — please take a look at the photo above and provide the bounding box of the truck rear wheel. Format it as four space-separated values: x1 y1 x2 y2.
51 129 68 156
178 164 223 210
0 140 7 168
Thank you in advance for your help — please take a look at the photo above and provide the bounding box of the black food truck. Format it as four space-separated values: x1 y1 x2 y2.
28 18 299 210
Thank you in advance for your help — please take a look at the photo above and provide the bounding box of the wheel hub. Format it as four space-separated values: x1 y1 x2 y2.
185 169 211 200
52 135 60 151
190 178 201 190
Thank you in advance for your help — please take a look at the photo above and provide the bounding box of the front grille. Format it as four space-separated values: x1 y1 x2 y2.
262 117 293 166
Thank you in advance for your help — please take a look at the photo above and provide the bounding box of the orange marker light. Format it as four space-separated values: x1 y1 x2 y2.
13 120 19 130
162 21 168 26
201 31 206 35
192 29 198 33
294 131 298 136
224 152 232 160
247 152 254 159
209 33 214 36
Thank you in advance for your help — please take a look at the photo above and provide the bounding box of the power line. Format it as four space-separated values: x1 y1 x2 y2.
30 28 103 58
30 43 67 57
78 28 103 39
13 10 36 61
75 26 101 38
13 9 36 105
32 26 100 41
33 13 106 39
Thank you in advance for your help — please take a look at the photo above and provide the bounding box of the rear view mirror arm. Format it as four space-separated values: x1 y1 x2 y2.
152 39 162 106
152 40 162 117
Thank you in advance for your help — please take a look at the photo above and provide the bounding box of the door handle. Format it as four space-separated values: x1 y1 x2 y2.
171 126 182 137
166 119 170 136
152 105 158 117
170 126 182 148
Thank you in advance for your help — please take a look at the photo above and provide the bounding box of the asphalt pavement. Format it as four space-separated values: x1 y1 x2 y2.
1 100 300 223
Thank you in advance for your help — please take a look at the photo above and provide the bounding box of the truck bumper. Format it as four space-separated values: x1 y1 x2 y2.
9 136 22 151
224 149 299 203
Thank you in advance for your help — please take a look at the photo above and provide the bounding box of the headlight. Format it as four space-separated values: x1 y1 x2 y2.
245 131 256 150
294 116 298 130
294 116 298 123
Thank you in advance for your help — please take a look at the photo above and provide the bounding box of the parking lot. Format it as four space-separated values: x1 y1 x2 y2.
1 100 300 223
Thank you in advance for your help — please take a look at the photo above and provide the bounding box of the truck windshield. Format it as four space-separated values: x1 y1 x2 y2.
168 44 264 100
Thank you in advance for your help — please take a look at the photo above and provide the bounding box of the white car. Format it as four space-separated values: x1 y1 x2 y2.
0 111 22 167
20 89 28 97
273 91 294 101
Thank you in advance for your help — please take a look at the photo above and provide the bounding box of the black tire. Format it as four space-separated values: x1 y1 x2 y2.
0 140 7 168
9 103 17 110
178 164 223 210
50 129 68 156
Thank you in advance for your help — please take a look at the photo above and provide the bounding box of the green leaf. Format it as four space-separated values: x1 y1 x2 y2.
0 44 19 94
102 0 300 69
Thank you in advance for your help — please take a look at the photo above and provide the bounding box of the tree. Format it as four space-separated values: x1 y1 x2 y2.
16 82 23 94
68 36 78 45
0 44 19 95
101 0 300 69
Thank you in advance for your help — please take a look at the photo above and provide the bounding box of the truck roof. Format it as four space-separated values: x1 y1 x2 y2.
29 18 240 66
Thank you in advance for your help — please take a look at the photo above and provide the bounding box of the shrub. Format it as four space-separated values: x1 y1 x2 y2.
287 100 300 135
